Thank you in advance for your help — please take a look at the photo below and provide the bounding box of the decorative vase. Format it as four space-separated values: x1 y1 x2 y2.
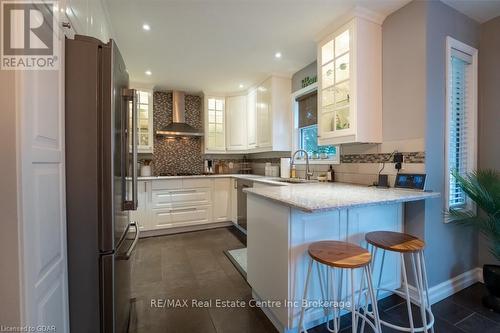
482 264 500 313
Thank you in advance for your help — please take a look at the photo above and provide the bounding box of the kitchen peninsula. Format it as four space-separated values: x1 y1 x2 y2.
244 183 439 333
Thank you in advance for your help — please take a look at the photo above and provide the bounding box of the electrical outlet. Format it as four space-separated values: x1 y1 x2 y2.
393 152 403 171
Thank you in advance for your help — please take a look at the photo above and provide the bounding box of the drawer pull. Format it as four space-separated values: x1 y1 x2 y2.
171 189 197 194
170 207 197 213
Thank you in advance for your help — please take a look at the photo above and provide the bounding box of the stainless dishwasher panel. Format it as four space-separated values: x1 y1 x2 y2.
236 179 253 231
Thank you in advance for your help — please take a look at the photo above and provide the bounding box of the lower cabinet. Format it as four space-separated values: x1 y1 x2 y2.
213 178 231 222
133 178 234 235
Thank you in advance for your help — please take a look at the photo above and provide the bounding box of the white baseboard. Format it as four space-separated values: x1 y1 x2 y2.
407 267 483 305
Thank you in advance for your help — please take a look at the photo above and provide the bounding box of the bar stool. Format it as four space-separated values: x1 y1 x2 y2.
298 241 382 333
365 231 435 333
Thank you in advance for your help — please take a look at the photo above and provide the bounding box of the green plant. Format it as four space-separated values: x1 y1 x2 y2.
447 169 500 261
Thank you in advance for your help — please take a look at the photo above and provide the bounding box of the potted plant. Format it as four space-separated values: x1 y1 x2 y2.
447 169 500 312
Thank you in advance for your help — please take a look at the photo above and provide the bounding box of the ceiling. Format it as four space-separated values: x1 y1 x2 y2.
443 0 500 23
105 0 500 94
105 0 412 94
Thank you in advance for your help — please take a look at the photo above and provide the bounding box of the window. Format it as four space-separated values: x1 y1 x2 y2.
296 89 339 163
445 37 478 212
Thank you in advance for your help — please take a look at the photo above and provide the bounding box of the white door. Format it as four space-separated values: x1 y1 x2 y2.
15 13 69 331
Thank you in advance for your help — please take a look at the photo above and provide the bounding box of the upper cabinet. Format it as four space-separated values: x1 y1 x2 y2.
226 95 248 151
204 97 226 152
247 89 257 149
256 78 272 148
65 0 112 42
203 76 291 154
249 76 292 152
136 90 154 153
317 16 382 145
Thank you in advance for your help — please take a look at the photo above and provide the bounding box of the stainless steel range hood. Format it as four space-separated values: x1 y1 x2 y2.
156 91 204 137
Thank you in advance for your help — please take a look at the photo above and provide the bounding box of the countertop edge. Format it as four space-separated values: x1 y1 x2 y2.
245 186 440 213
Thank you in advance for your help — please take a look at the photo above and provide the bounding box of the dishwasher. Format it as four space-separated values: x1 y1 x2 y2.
236 178 254 233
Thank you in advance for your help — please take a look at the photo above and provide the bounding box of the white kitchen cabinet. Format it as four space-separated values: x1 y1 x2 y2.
254 76 292 152
135 89 154 153
317 16 382 145
204 96 226 152
212 178 231 222
65 0 111 42
140 177 237 235
230 179 238 223
256 79 272 148
203 75 291 154
247 89 257 148
226 95 248 151
65 0 88 35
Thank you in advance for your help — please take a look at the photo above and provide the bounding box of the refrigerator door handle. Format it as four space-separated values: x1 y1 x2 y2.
116 222 140 261
121 89 138 211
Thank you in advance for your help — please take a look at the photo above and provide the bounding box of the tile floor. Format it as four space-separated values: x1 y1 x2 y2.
129 227 500 333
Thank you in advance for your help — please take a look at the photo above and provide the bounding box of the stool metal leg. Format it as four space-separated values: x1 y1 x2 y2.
299 258 313 333
411 253 426 333
415 253 429 333
376 249 386 300
401 253 415 333
365 266 382 333
420 251 434 333
350 269 356 333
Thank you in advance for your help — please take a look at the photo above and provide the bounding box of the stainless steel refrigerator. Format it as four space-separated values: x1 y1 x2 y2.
65 35 139 333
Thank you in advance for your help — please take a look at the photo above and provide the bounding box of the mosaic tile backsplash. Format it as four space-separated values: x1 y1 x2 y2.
152 91 204 175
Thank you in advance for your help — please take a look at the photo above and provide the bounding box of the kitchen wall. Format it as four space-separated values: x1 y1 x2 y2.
478 16 500 266
291 61 317 92
424 0 479 287
151 91 204 175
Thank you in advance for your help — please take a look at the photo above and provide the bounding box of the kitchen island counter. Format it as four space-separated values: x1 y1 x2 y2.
244 182 439 212
245 182 439 333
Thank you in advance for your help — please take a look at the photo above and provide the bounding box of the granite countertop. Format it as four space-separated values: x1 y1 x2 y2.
244 182 440 213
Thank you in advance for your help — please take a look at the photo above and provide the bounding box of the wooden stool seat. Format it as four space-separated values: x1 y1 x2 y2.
308 240 372 269
365 231 425 253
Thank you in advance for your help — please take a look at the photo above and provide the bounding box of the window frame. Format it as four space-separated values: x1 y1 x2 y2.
444 36 478 214
291 82 340 165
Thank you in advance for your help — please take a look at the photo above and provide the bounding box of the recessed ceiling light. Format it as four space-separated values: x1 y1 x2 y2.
275 52 282 59
239 84 244 88
145 70 152 76
142 24 151 31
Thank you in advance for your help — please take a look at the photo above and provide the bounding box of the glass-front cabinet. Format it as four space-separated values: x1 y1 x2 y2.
137 90 154 153
129 89 154 153
319 29 351 137
317 16 383 145
204 96 226 152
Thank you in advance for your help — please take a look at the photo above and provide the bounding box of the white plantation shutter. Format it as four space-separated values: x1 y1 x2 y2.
448 56 468 207
445 37 477 212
